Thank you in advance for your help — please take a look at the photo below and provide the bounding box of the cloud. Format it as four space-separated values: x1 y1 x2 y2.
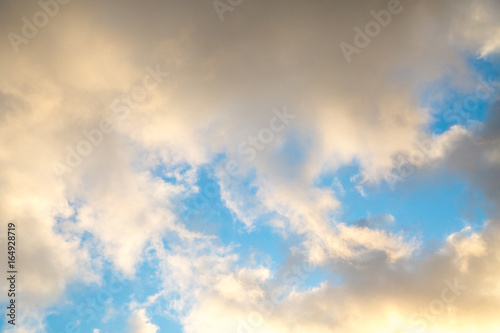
179 221 500 333
479 30 500 58
406 99 500 207
127 309 159 333
446 226 488 272
0 0 499 331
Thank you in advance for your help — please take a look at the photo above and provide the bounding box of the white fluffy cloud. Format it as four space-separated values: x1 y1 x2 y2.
179 222 500 332
128 309 159 333
0 0 499 331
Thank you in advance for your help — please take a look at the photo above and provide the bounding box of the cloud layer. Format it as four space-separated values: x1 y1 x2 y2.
0 0 499 331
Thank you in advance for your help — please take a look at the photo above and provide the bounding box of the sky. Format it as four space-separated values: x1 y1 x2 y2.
0 0 500 332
